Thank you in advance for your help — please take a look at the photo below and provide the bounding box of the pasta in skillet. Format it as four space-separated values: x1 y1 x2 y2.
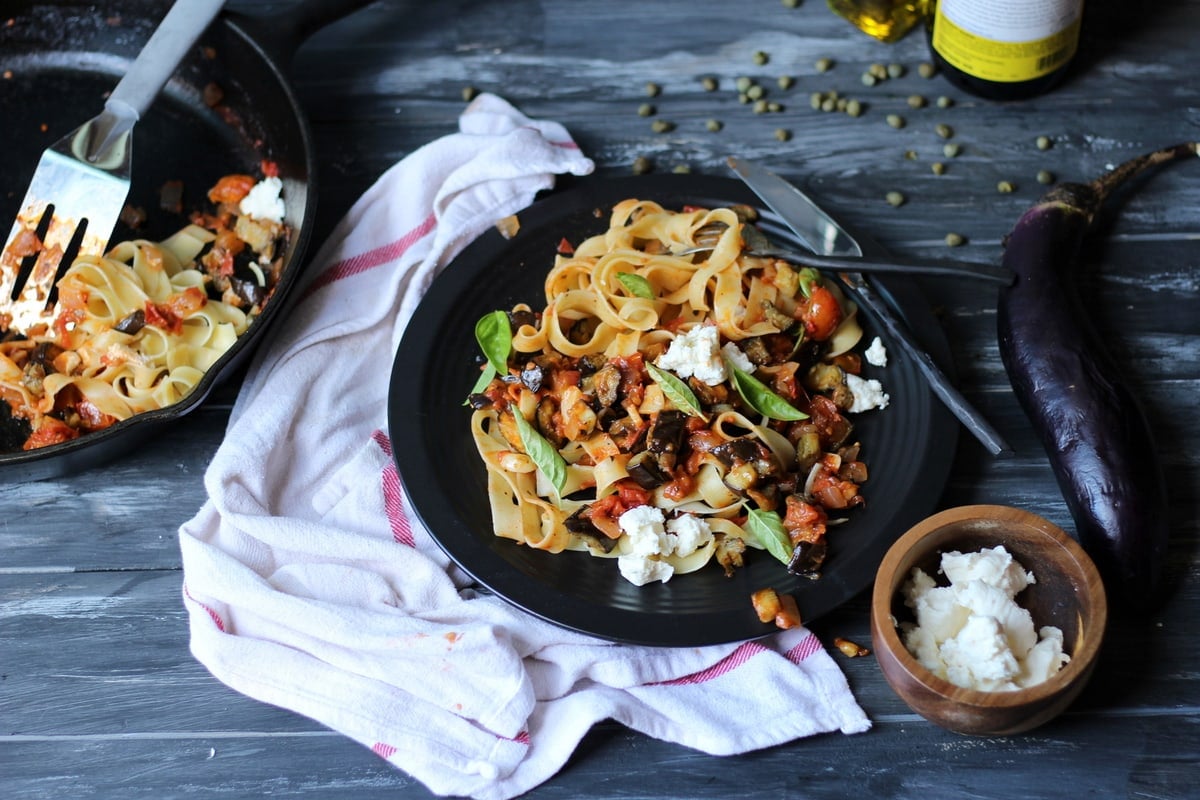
0 169 289 450
467 199 888 587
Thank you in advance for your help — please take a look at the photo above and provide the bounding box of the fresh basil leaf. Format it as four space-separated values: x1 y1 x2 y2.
746 508 793 566
726 361 809 421
617 271 654 299
797 267 821 299
464 363 498 404
475 311 512 374
512 409 568 494
646 362 707 421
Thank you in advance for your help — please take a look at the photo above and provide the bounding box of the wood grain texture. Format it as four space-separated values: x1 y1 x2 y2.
2 0 1198 797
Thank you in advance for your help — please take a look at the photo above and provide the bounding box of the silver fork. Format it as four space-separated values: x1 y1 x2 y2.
0 0 225 336
674 221 1014 284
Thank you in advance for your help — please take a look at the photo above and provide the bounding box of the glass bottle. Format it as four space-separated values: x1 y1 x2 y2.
827 1 928 44
927 0 1085 100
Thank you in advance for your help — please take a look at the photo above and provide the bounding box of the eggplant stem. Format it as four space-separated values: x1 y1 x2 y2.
1090 141 1199 203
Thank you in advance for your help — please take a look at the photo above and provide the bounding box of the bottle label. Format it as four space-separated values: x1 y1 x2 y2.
932 0 1083 83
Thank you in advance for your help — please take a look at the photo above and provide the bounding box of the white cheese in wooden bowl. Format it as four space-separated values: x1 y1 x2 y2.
899 545 1070 691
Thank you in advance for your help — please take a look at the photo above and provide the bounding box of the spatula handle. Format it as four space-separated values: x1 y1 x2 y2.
105 0 227 127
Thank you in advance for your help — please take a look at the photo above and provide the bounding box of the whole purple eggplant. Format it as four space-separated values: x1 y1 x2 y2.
997 142 1197 611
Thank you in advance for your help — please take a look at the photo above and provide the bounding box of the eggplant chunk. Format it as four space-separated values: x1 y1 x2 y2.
591 363 622 408
626 450 669 489
646 410 688 471
805 363 854 411
564 507 618 553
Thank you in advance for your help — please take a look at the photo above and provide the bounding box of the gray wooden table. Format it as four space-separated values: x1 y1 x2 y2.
3 1 1198 797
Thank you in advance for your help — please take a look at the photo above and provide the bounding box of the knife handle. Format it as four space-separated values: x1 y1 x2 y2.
849 278 1012 456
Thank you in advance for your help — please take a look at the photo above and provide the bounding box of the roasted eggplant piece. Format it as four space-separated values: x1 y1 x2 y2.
626 450 669 490
591 363 622 408
564 507 619 553
646 410 688 471
804 363 854 411
787 539 826 579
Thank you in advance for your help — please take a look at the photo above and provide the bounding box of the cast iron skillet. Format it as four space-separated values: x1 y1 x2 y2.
0 0 373 481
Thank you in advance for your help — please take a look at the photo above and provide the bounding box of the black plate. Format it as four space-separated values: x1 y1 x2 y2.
388 174 957 647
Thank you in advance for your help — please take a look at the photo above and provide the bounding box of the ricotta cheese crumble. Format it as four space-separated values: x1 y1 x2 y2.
899 545 1070 691
615 505 714 586
239 176 286 223
656 324 726 386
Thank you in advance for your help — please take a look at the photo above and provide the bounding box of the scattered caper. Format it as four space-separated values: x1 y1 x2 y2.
775 128 792 142
886 190 906 207
753 99 770 114
747 84 765 100
810 92 824 110
887 63 906 79
650 119 675 133
846 98 864 117
907 94 927 109
836 97 848 111
1037 169 1056 184
768 101 784 113
672 164 692 174
739 93 751 104
637 103 655 117
869 63 888 79
736 76 753 92
904 149 918 160
782 0 801 7
753 50 770 66
943 142 961 158
931 161 946 175
778 75 795 90
935 123 954 139
861 72 878 87
918 62 937 79
701 76 719 92
815 57 834 73
705 118 723 132
462 86 479 102
997 180 1016 193
945 232 965 247
1036 135 1053 150
632 156 653 175
886 113 906 129
821 97 837 112
645 81 661 97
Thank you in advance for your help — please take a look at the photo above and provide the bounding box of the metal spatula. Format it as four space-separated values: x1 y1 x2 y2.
0 0 225 336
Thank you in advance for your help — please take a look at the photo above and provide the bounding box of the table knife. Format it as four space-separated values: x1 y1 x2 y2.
726 156 1011 456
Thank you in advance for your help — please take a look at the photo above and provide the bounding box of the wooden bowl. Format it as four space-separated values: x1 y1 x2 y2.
870 504 1107 736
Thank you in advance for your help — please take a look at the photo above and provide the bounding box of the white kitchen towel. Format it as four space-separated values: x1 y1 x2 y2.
178 93 869 800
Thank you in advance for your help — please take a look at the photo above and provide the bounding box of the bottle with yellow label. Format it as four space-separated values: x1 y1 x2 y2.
927 0 1085 100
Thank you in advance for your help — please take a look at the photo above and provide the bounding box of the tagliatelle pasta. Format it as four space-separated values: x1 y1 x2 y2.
0 168 290 451
468 199 887 587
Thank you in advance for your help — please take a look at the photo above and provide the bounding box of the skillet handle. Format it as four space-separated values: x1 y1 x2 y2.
226 0 378 65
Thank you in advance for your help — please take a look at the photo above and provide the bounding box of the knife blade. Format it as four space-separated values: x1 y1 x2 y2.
726 156 1010 456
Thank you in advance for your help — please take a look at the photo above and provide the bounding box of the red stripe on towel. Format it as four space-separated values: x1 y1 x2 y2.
784 631 822 664
649 632 820 687
498 730 531 746
650 640 769 686
182 583 227 632
373 430 415 547
301 212 437 301
372 742 397 759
